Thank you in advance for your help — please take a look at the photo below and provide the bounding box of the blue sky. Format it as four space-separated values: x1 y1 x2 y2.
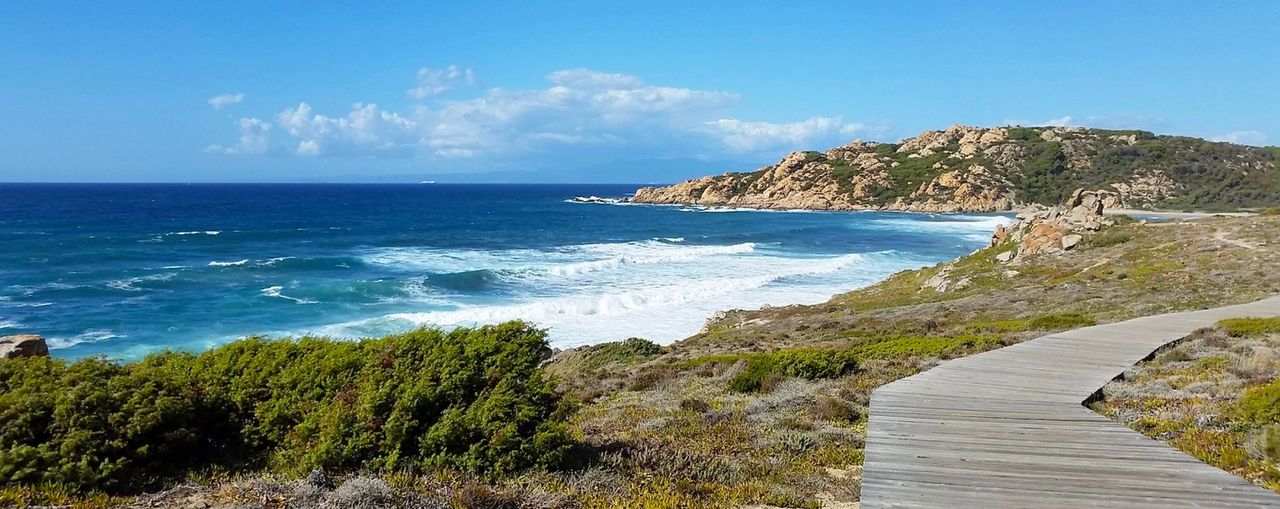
1 1 1277 182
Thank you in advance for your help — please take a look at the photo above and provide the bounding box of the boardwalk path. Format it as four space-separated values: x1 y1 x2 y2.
861 295 1280 508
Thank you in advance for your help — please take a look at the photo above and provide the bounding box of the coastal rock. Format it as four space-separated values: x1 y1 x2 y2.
0 335 49 359
630 124 1269 212
994 188 1114 259
1020 223 1066 256
990 224 1009 246
1061 234 1083 251
995 250 1016 263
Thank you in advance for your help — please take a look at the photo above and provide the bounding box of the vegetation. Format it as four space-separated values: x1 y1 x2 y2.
0 322 570 493
1218 317 1280 337
722 347 860 393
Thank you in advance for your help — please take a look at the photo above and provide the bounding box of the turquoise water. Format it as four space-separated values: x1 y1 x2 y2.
0 184 1010 359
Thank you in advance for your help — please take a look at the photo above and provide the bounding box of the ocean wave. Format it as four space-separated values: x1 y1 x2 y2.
371 252 866 330
48 329 123 350
363 239 760 282
3 301 54 308
0 320 20 329
868 214 1013 241
208 259 250 267
542 242 757 277
169 230 222 236
106 272 177 292
261 256 295 266
564 196 627 205
260 286 318 304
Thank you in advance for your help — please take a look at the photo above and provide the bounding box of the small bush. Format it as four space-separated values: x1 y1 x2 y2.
1085 230 1134 248
725 348 858 393
1245 424 1280 462
678 398 711 414
808 396 862 424
1259 206 1280 216
1232 379 1280 427
727 357 778 394
1218 317 1280 337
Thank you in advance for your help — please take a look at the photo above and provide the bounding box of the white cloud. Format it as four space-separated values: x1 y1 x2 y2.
277 102 418 156
407 65 476 99
1004 115 1167 132
210 68 872 164
204 117 271 154
705 117 874 153
207 93 245 110
1043 115 1075 127
1210 130 1267 146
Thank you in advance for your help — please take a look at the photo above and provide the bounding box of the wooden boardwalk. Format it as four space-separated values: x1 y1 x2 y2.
861 296 1280 508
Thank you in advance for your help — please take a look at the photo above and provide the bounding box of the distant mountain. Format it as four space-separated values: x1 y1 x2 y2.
632 125 1280 212
321 157 759 185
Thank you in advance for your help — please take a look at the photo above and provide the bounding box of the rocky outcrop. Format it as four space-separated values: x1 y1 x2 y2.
631 125 1280 212
0 335 49 359
991 188 1115 262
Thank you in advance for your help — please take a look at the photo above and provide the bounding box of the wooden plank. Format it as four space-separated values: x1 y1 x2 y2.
861 295 1280 508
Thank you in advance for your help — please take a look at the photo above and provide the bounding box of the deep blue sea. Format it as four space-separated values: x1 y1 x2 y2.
0 184 1010 359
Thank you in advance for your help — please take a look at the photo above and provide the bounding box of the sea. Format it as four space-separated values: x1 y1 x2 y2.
0 184 1011 360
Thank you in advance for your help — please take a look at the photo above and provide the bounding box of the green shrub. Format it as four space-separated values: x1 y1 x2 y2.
849 335 1001 360
1232 379 1280 427
1217 317 1280 337
1260 206 1280 217
725 348 859 393
0 322 571 493
727 357 779 394
1085 229 1134 248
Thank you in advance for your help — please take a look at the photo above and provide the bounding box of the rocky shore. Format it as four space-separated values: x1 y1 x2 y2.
631 124 1279 213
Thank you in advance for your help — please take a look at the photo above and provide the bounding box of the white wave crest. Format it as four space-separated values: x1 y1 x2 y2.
543 242 757 277
363 240 760 281
106 272 177 292
340 253 867 334
48 329 123 349
170 230 221 236
0 320 20 329
261 286 317 304
209 259 249 267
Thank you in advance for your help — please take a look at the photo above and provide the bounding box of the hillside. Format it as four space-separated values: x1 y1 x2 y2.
632 125 1280 212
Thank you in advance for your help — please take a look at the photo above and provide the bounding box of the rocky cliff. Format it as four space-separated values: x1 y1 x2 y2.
632 125 1280 212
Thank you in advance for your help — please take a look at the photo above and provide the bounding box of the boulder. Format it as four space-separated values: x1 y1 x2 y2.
1061 234 1083 251
1019 223 1066 257
990 224 1009 246
995 250 1016 262
0 335 49 359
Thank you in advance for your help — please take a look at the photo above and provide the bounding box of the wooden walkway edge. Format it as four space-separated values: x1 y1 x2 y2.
861 295 1280 508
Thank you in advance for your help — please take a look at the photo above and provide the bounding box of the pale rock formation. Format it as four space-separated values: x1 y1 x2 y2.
0 334 49 359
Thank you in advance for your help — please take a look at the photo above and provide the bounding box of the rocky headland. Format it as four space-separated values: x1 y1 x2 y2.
632 125 1280 212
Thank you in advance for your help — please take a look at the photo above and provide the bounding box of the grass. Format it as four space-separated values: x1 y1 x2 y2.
1219 317 1280 337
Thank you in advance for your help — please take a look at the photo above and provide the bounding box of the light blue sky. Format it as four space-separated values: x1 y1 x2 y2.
1 1 1277 182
